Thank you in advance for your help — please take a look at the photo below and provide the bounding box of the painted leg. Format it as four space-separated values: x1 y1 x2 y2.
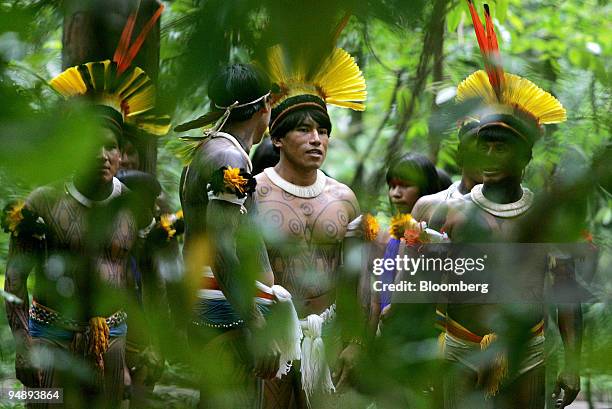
496 365 545 409
443 362 491 409
189 325 260 409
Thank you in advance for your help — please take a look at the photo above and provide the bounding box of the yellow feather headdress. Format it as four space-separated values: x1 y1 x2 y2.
49 4 170 136
458 1 566 142
267 45 367 131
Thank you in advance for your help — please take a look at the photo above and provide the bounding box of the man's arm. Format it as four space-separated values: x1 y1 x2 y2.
335 190 367 389
206 200 279 379
206 200 266 327
4 200 42 387
429 201 450 232
412 195 438 223
553 258 582 408
4 234 35 341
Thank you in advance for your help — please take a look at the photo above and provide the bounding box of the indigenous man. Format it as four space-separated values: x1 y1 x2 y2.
116 161 180 409
3 52 168 409
412 121 482 224
176 63 283 409
255 45 366 408
432 2 581 408
2 8 167 408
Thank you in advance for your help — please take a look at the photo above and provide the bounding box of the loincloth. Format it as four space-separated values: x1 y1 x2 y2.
29 300 128 339
440 314 544 397
197 268 337 403
194 268 275 329
196 268 302 379
29 300 128 371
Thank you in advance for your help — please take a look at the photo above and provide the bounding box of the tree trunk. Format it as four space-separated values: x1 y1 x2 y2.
365 0 448 190
62 0 162 174
427 7 446 164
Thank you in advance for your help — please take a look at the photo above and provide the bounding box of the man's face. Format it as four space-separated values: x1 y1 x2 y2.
120 140 140 171
274 115 329 171
476 134 527 184
91 127 121 184
388 179 420 214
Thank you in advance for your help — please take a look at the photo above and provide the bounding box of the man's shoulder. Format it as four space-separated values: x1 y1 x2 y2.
323 176 359 216
193 138 249 170
414 190 446 210
324 177 355 200
412 185 456 220
254 169 271 184
445 195 474 212
26 184 63 208
254 169 277 197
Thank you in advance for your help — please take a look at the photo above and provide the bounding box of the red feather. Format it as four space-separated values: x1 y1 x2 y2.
113 2 164 75
119 4 164 74
113 13 137 66
332 12 352 44
484 4 504 97
467 0 488 55
466 1 505 99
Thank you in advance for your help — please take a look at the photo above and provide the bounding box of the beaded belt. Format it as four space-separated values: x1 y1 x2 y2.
439 312 544 344
194 274 275 329
30 300 127 332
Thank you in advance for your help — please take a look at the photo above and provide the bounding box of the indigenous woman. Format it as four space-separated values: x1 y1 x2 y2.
372 152 441 321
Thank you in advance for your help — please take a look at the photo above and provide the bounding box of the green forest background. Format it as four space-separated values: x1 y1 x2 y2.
0 0 610 407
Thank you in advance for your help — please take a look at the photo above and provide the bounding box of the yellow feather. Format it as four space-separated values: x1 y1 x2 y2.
267 46 366 111
173 138 206 165
49 67 87 97
457 70 566 125
125 84 156 116
456 70 497 105
129 114 171 136
501 74 566 124
314 48 367 108
50 60 168 136
325 100 365 111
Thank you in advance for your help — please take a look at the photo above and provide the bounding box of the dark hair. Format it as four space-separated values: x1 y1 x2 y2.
270 108 332 142
386 153 440 196
251 137 280 175
208 63 271 123
478 125 533 160
93 104 124 147
479 113 540 145
99 119 124 149
457 120 480 167
458 120 479 142
436 168 453 190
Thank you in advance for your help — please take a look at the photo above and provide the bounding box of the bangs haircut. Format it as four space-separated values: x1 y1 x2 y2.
208 63 271 123
386 153 440 196
478 125 523 142
99 118 125 150
270 108 332 142
477 125 532 157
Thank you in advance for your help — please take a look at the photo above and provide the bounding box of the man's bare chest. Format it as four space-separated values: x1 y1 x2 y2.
256 191 351 243
449 205 524 242
43 198 136 258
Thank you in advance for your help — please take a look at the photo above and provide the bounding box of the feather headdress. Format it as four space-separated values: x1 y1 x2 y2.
266 45 367 131
263 11 366 132
457 0 566 143
49 2 169 136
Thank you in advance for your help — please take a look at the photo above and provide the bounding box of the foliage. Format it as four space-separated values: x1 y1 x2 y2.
0 0 610 406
